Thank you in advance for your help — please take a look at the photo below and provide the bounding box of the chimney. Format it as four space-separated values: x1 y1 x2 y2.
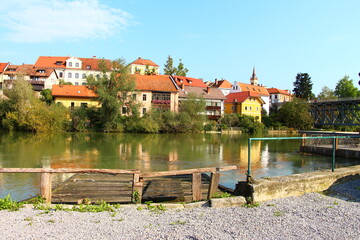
93 56 97 59
215 78 218 86
181 83 184 89
207 86 211 94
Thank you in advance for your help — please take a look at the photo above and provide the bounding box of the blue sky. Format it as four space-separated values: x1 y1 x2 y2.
1 0 360 95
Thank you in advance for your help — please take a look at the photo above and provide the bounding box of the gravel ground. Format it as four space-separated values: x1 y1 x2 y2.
0 180 359 240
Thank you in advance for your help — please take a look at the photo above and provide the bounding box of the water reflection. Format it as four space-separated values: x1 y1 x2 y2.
1 131 360 201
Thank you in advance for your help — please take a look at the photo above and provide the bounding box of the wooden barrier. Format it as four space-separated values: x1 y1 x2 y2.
0 166 238 204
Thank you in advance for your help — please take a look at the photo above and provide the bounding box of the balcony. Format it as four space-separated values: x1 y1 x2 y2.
151 100 171 104
206 106 221 110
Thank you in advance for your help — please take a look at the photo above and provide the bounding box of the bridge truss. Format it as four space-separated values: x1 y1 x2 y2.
309 99 360 126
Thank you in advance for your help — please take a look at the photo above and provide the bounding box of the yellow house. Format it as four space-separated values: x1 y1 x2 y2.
225 91 264 122
52 85 99 108
129 57 160 75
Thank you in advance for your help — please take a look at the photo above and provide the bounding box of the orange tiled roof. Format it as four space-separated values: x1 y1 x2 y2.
267 88 292 96
225 91 264 104
29 67 56 77
0 63 9 73
130 57 159 67
52 85 97 98
133 74 178 92
215 79 232 88
35 56 111 70
237 82 269 96
3 64 33 75
172 76 207 88
178 86 226 100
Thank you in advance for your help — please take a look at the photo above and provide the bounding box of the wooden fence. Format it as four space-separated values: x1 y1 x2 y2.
0 166 238 203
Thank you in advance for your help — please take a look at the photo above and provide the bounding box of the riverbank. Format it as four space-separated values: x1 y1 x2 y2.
0 179 359 240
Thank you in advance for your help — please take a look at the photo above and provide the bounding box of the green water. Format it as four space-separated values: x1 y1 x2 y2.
1 131 359 201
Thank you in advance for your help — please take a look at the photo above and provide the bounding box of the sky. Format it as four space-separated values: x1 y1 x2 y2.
1 0 360 95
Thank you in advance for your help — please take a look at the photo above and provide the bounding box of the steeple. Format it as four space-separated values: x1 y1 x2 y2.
250 66 258 86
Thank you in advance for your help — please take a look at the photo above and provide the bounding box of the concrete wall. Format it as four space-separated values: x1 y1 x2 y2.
235 165 360 202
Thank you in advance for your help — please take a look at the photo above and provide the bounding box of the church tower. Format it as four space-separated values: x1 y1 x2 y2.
250 67 258 86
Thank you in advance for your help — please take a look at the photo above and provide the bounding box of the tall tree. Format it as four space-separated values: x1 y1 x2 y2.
334 75 358 98
293 73 314 100
87 58 136 132
163 56 189 76
317 86 336 100
163 55 177 75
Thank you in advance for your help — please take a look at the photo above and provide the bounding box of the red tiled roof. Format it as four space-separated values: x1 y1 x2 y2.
225 91 264 104
35 56 111 70
178 86 226 100
52 85 97 98
133 74 178 92
130 57 159 67
172 76 207 88
29 67 56 77
267 88 292 96
215 79 232 88
237 82 269 96
0 63 9 73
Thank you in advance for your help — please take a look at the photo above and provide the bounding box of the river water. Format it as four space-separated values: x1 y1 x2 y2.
0 131 359 201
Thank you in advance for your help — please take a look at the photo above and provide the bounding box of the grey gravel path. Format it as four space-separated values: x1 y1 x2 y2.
0 180 359 240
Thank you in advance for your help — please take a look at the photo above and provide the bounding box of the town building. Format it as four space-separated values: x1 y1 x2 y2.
34 56 111 87
0 62 10 89
224 91 265 122
206 78 233 96
129 57 160 75
172 76 226 120
52 85 99 109
267 87 293 111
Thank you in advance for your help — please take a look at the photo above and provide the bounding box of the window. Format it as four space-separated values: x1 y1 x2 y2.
75 62 79 67
70 102 75 109
37 70 45 73
56 61 62 66
82 74 86 79
132 93 137 100
122 107 127 114
75 82 79 85
86 65 91 69
59 72 63 78
142 108 146 114
249 107 252 110
256 107 259 111
142 94 147 101
68 72 72 78
75 73 79 78
245 107 248 110
81 103 88 108
82 82 86 86
68 62 72 67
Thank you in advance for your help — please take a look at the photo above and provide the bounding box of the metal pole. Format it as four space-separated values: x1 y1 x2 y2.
247 138 252 177
332 137 336 172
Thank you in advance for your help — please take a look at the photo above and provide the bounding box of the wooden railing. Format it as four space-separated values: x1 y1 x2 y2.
0 166 238 204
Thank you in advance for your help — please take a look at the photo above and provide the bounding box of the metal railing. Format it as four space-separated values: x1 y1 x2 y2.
247 135 360 179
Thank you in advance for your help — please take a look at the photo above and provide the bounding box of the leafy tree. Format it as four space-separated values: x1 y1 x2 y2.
275 98 313 130
163 56 189 76
86 58 136 132
221 113 240 127
40 89 54 105
179 93 206 131
334 75 358 98
317 86 336 100
293 73 314 100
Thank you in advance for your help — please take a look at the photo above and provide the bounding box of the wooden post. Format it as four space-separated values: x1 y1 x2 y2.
335 138 339 150
132 173 143 204
192 173 202 201
40 172 52 204
301 133 306 147
207 171 220 199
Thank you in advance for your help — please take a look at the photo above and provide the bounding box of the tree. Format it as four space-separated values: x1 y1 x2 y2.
86 58 136 132
317 86 336 100
334 75 358 98
275 98 313 130
40 89 54 105
293 73 314 100
179 93 206 131
163 56 189 76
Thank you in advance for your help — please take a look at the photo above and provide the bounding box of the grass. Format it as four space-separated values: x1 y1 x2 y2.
145 201 166 213
171 220 188 225
211 192 232 198
273 211 285 217
0 195 24 211
243 202 260 208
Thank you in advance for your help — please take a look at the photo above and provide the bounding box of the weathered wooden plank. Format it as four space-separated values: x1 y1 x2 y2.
0 168 140 174
142 166 237 177
40 172 52 203
207 172 220 199
192 173 202 201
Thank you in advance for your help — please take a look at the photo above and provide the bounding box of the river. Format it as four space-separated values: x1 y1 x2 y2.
0 131 359 201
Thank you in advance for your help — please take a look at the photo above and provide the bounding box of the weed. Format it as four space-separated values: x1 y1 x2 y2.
243 202 260 208
333 201 339 205
326 206 333 209
0 195 24 211
24 217 33 225
132 190 141 204
171 220 187 225
93 220 101 224
71 200 116 213
144 224 152 228
267 204 275 207
273 211 285 217
111 212 117 217
211 192 232 198
136 206 143 211
112 218 124 222
48 220 55 224
145 201 166 213
261 176 271 180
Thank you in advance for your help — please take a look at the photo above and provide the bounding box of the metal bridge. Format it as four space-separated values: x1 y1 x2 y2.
309 98 360 126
